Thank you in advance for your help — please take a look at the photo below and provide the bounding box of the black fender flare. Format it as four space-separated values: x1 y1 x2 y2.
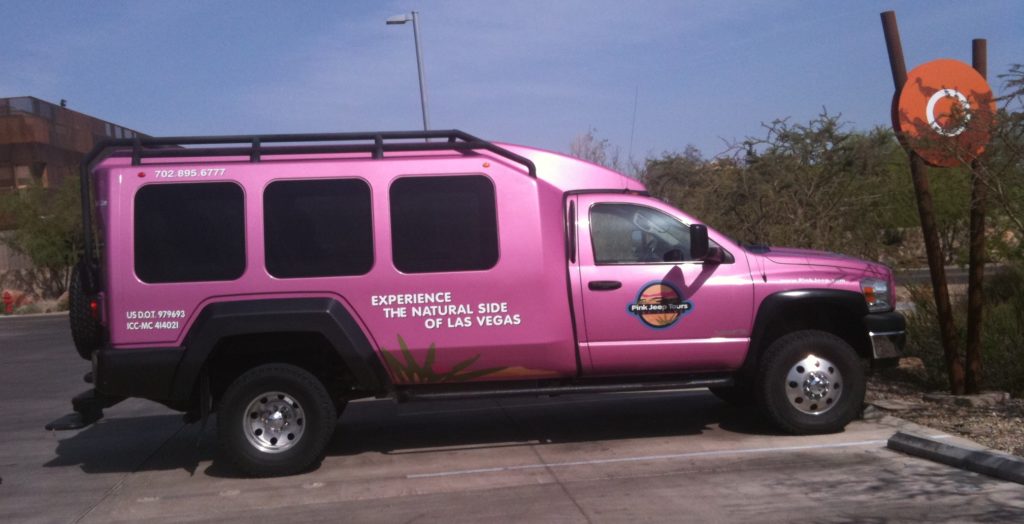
170 297 389 400
739 289 869 378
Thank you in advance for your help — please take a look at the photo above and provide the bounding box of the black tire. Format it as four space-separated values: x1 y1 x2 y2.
69 261 103 360
755 330 865 434
709 383 754 406
217 364 336 477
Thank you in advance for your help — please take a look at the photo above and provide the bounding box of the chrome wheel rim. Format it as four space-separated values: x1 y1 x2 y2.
243 391 305 453
785 354 843 415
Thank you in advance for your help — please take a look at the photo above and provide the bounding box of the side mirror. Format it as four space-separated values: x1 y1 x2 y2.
689 224 709 260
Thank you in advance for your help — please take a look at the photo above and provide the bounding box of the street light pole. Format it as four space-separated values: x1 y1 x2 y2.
387 11 430 135
410 12 430 133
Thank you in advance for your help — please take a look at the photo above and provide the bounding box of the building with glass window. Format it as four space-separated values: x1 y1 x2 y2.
0 96 144 190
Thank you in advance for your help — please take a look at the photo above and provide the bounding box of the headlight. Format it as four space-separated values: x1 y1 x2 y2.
860 278 893 313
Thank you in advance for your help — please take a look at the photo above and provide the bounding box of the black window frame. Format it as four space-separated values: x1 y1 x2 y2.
133 181 247 284
262 177 374 279
389 174 500 274
588 202 727 266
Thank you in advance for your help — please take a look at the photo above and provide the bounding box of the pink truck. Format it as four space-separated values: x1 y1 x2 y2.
48 130 905 476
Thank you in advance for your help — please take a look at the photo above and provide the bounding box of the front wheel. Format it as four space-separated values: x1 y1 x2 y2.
755 331 865 434
217 364 336 477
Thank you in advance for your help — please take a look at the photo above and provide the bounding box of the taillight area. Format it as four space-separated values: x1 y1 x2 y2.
89 299 100 320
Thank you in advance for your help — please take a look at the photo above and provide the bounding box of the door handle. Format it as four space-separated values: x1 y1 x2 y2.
588 280 622 291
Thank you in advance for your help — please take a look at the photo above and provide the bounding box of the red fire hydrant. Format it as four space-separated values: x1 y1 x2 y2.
2 291 12 314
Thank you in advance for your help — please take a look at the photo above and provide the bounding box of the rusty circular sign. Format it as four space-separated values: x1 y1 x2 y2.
894 58 996 167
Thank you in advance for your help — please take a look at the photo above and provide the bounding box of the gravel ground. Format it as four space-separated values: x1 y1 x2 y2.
867 372 1024 458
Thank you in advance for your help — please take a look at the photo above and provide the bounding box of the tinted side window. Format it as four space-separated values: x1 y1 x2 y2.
390 175 498 273
590 203 691 264
264 179 373 278
134 182 245 283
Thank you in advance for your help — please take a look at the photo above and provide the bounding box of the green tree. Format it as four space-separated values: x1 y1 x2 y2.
0 177 82 298
643 113 922 264
987 64 1024 259
569 128 642 177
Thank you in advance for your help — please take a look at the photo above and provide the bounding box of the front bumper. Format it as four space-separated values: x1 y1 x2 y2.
864 311 906 360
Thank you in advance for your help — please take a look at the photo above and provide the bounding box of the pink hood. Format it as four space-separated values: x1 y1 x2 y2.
763 247 888 275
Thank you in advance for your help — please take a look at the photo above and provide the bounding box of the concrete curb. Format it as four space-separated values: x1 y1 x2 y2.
887 431 1024 485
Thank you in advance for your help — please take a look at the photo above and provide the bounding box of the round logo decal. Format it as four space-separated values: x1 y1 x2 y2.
627 282 693 329
894 58 996 167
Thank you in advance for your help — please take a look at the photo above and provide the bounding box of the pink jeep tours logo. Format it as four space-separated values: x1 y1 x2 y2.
627 281 693 329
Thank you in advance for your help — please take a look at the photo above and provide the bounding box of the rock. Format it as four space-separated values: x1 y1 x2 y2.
871 398 920 411
923 391 1010 408
895 357 927 379
898 357 925 372
963 392 1012 408
861 404 882 420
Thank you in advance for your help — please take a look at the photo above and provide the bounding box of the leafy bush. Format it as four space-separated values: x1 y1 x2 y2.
904 284 953 390
905 262 1024 397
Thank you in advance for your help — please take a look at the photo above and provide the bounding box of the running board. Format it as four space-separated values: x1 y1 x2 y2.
398 376 734 402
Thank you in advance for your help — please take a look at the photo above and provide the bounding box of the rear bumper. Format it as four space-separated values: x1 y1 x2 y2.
864 312 906 360
94 346 185 402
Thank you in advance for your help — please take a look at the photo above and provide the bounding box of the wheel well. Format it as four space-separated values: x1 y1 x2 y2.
203 331 356 410
748 301 871 375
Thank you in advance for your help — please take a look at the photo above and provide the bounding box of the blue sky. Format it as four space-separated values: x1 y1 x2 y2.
3 1 1021 160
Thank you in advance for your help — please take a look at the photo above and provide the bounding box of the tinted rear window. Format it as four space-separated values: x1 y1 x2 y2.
134 182 245 283
264 178 373 278
390 175 498 273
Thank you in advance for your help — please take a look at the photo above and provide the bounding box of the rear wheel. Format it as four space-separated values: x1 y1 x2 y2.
755 330 864 434
217 364 336 477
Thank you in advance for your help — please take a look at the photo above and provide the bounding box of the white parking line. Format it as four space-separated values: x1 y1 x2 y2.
406 435 952 479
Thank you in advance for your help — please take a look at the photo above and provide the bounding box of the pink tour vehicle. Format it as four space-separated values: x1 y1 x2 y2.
48 130 905 476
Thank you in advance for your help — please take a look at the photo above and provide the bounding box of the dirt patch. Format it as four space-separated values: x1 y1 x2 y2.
867 373 1024 458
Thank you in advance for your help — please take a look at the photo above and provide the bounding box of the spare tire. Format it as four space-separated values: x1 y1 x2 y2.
69 261 103 360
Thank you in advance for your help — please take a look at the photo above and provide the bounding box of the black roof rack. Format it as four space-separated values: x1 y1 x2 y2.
85 129 535 176
77 130 536 288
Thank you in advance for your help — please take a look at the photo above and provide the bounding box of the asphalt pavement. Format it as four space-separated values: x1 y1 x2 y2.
1 314 1022 523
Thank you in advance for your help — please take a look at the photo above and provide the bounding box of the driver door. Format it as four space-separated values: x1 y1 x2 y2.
571 194 753 375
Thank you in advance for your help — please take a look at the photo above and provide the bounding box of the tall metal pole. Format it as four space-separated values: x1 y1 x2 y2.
880 10 965 394
965 38 988 394
411 11 430 134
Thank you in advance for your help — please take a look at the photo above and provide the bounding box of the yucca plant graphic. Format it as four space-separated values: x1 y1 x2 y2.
380 335 507 383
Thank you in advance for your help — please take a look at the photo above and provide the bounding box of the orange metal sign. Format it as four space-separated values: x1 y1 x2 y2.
894 58 995 167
